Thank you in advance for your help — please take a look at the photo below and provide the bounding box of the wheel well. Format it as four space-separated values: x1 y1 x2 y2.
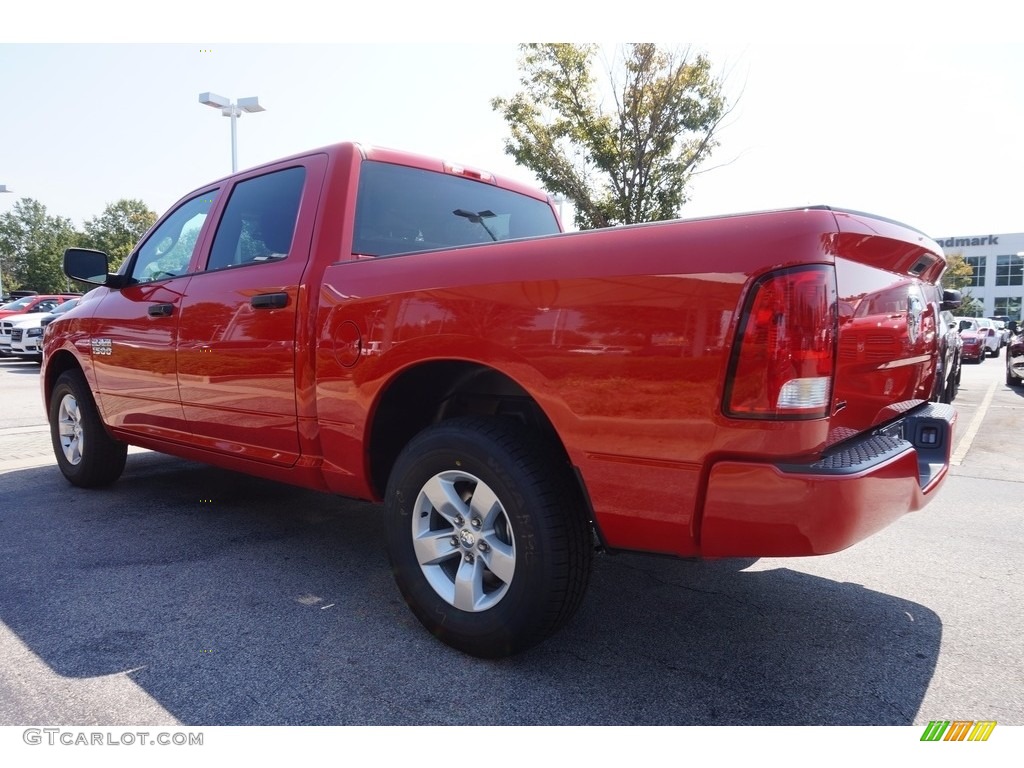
368 361 567 498
43 350 84 405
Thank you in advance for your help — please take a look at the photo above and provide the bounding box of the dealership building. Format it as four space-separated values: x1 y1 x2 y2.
935 232 1024 321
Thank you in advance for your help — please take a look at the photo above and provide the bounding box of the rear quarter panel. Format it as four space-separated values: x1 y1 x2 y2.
314 209 848 555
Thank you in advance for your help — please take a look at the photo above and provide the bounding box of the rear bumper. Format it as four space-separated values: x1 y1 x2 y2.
960 340 983 361
700 403 956 557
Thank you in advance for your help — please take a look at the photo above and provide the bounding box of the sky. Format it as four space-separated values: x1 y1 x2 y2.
3 4 1024 759
2 4 1023 244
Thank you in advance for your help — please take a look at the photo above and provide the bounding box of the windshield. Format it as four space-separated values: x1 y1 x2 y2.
1 297 36 311
352 161 559 257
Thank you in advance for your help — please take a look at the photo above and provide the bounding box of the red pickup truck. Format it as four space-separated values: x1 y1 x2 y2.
42 142 959 657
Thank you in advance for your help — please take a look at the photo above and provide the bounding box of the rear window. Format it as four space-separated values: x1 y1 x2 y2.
352 161 559 257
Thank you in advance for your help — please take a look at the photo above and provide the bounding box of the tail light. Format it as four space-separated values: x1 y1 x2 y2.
725 265 838 419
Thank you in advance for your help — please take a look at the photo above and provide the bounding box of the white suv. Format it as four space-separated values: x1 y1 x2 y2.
8 298 80 362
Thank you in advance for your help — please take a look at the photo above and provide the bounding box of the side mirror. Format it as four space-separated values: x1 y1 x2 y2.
940 289 962 311
63 248 125 288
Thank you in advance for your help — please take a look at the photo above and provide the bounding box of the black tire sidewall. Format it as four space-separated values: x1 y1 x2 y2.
49 370 126 487
385 418 581 657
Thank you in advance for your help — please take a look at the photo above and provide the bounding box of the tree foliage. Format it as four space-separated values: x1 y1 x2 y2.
81 199 158 271
0 197 158 297
0 198 78 295
943 252 982 316
492 43 728 230
943 252 973 292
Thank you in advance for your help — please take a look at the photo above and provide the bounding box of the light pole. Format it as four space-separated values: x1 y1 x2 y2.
0 184 11 301
551 194 565 223
199 92 265 173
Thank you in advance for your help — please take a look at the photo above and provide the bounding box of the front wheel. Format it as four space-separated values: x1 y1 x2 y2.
385 417 592 658
49 370 127 487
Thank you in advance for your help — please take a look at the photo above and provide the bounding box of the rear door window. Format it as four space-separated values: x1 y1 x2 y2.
205 167 306 272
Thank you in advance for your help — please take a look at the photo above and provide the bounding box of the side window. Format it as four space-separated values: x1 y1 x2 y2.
352 161 560 257
206 167 305 272
129 193 217 284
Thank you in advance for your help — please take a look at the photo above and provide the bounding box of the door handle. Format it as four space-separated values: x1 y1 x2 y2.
251 292 289 310
148 303 174 317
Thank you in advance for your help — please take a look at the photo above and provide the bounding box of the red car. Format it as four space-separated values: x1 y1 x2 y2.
958 318 987 363
0 294 79 320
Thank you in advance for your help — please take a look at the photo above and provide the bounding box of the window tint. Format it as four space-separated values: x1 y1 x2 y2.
994 296 1022 320
2 297 36 310
995 254 1024 287
206 167 306 271
965 256 985 287
352 161 559 257
130 193 217 283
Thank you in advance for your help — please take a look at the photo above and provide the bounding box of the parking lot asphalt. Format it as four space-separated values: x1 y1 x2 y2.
1 353 1022 728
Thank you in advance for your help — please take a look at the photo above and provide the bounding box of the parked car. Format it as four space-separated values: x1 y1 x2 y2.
0 293 78 320
958 318 987 364
987 317 1011 347
1 315 41 357
9 298 81 362
0 294 80 356
935 310 962 402
1007 325 1024 387
974 317 1001 357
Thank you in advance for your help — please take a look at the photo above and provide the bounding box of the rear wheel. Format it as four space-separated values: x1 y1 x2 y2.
49 370 127 487
385 416 592 658
945 353 961 402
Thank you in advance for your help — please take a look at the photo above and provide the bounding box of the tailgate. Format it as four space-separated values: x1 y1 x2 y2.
828 209 948 445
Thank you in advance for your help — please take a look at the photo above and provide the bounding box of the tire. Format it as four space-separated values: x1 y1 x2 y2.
949 354 961 401
49 369 127 487
939 371 953 404
1008 362 1021 387
385 416 592 658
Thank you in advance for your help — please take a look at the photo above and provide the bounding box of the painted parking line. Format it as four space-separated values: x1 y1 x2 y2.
950 377 999 466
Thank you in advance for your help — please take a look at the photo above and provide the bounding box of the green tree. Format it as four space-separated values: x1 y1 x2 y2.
491 43 728 230
943 252 982 316
0 198 79 295
81 198 158 271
